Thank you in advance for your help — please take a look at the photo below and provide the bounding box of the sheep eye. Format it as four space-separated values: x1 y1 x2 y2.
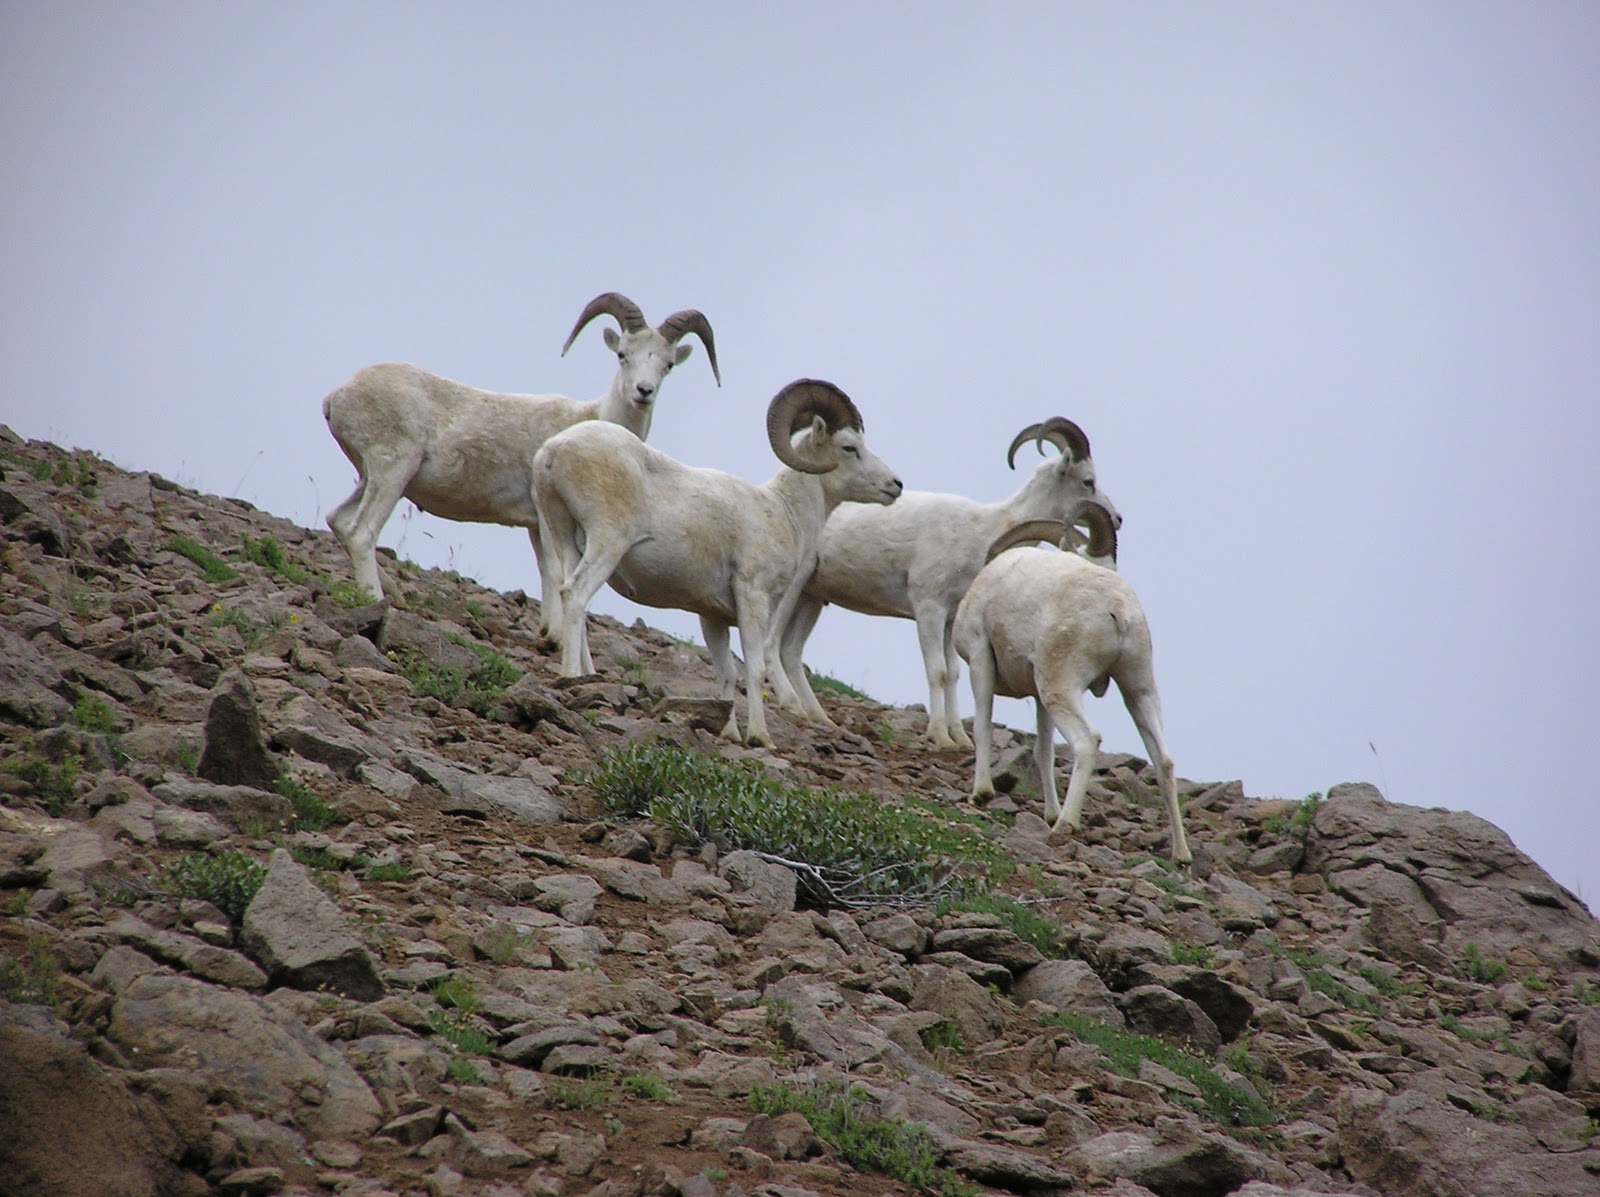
842 445 859 456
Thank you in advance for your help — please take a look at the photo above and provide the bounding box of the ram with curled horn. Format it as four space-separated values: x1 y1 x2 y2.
322 290 720 612
533 378 902 747
768 414 1123 748
953 497 1192 864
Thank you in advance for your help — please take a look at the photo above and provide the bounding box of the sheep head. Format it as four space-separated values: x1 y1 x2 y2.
561 292 721 409
765 379 902 505
984 498 1119 565
1007 417 1123 530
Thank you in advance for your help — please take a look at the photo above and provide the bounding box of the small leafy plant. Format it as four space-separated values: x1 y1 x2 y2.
240 534 310 584
161 850 267 923
1460 942 1507 985
273 773 338 832
70 694 119 734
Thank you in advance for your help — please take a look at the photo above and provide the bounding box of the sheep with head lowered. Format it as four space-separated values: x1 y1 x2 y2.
953 501 1191 863
321 291 719 613
533 378 903 747
769 418 1121 748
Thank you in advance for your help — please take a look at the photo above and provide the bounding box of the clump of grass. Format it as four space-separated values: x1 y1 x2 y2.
240 534 310 584
273 773 338 832
161 850 267 924
208 606 263 649
1259 938 1380 1015
809 672 871 701
920 1020 965 1054
325 578 377 608
366 861 410 883
1041 1011 1275 1128
70 694 119 735
166 536 237 583
575 743 1007 908
1260 792 1322 837
174 743 200 774
445 1057 482 1083
2 750 81 814
749 1081 974 1197
0 934 61 1011
390 636 520 714
1460 942 1507 985
620 1073 673 1101
1170 941 1216 968
935 890 1064 958
477 923 532 965
428 974 492 1055
548 1077 614 1110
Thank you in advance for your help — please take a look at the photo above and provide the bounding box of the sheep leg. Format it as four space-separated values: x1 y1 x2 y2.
1034 700 1061 825
942 621 974 748
735 593 775 748
1124 685 1191 864
528 525 560 642
967 640 998 800
700 617 741 742
1039 678 1100 834
773 596 833 724
328 449 420 602
554 532 630 678
915 608 962 749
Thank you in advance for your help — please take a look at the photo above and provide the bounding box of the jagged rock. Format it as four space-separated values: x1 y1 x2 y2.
764 975 912 1069
0 625 73 726
1067 1119 1292 1195
488 674 580 731
718 850 799 915
106 971 382 1140
530 873 604 924
109 913 269 989
1337 1084 1600 1197
404 750 563 823
931 924 1046 972
197 668 278 787
1118 985 1223 1055
444 1112 535 1177
239 849 383 1000
150 776 293 831
0 1003 198 1197
33 818 130 893
861 912 930 956
944 1138 1077 1189
1125 963 1256 1042
1013 958 1125 1027
908 963 1007 1045
1566 1007 1600 1092
270 694 387 777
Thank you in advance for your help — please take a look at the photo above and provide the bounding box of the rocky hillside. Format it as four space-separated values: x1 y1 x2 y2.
2 425 1598 1197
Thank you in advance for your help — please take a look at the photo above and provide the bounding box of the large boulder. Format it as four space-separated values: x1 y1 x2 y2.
239 849 383 1000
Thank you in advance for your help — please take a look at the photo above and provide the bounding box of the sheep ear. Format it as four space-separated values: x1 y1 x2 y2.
810 414 829 444
602 328 621 352
673 343 693 367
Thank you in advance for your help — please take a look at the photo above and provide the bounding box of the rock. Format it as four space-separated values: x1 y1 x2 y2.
861 912 930 956
1068 1120 1291 1195
197 668 279 787
1118 985 1223 1055
1567 1008 1600 1092
718 850 799 915
239 849 383 1000
270 695 387 778
150 776 293 832
0 625 73 726
0 1004 197 1197
109 913 269 989
404 750 563 823
930 925 1046 972
908 963 1007 1045
1013 958 1125 1027
944 1139 1077 1189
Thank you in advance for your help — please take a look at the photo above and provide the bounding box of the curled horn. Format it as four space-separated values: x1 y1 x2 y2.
561 292 648 355
984 499 1118 564
655 310 722 385
765 379 862 474
1006 417 1092 470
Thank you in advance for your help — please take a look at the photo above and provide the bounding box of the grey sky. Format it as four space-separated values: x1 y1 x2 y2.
4 3 1597 901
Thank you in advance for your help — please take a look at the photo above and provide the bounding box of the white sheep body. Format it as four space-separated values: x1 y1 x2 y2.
770 420 1119 748
533 382 902 747
322 294 716 615
952 525 1191 863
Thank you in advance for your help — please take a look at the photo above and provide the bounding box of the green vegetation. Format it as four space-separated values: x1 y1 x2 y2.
1041 1011 1275 1128
208 606 264 649
477 923 532 965
366 861 411 883
1259 937 1381 1015
1170 941 1217 968
1261 792 1322 837
325 579 377 608
160 850 267 923
240 534 310 584
445 1056 482 1083
1460 942 1508 985
388 636 520 714
273 773 339 832
428 975 493 1056
286 844 349 873
620 1073 674 1101
1355 964 1411 997
920 1019 965 1054
548 1077 614 1110
174 743 201 774
1 750 81 814
166 536 238 583
3 890 28 917
70 694 119 735
1573 980 1600 1006
808 672 870 701
935 890 1064 958
749 1081 975 1197
0 934 61 1010
576 742 1008 907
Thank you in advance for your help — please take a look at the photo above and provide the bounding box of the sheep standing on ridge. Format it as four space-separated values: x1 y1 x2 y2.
533 379 903 747
321 292 719 611
952 504 1192 864
768 418 1121 748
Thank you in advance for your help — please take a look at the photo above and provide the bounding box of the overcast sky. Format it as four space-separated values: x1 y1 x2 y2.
4 3 1597 903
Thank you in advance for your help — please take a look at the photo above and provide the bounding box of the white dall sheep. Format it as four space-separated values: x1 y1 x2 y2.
770 418 1121 748
322 292 719 611
533 379 903 747
952 504 1192 863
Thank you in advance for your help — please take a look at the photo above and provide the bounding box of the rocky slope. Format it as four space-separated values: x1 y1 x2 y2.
1 426 1598 1197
